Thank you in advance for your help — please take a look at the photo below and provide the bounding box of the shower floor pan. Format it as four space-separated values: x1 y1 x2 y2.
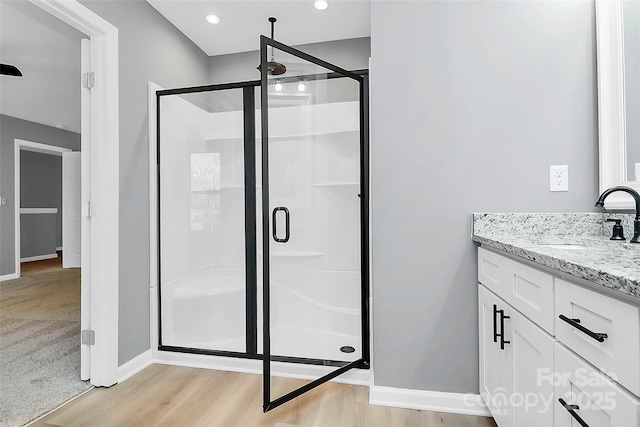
161 269 361 363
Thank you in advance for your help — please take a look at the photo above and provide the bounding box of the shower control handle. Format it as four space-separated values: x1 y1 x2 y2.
272 207 290 243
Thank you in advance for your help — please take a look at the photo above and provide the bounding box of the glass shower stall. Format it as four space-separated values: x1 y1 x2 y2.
156 37 369 411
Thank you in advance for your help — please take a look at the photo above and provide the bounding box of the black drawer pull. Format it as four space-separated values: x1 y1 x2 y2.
558 398 589 427
493 304 498 343
559 314 608 343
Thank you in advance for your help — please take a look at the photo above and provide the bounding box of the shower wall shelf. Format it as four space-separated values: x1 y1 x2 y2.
214 183 357 189
205 130 358 144
257 251 325 257
312 182 359 187
263 130 359 142
202 101 359 142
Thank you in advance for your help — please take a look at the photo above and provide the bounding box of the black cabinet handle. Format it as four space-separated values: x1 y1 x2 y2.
493 304 499 343
558 398 589 427
493 304 510 350
559 314 608 343
499 310 510 350
272 207 290 243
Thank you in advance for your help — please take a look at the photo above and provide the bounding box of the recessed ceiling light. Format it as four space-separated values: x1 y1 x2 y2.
314 1 328 11
206 14 220 24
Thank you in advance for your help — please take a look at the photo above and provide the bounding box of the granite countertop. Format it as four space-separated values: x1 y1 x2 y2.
472 213 640 300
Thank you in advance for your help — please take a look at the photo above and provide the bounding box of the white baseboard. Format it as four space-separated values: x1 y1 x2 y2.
153 350 371 386
369 385 491 417
56 246 63 251
0 272 19 282
20 253 58 263
118 349 153 383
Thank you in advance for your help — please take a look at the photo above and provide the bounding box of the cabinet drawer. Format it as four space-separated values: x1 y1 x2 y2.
554 343 640 427
478 247 554 334
555 279 640 397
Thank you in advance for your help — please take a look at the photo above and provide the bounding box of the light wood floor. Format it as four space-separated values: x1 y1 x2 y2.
33 364 497 427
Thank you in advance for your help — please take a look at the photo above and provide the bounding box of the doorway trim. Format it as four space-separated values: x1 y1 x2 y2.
29 0 120 387
14 139 71 279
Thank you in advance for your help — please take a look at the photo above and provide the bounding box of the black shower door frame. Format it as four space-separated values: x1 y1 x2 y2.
260 35 370 412
156 80 263 360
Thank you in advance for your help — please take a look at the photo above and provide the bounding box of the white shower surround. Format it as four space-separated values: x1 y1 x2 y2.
158 90 364 372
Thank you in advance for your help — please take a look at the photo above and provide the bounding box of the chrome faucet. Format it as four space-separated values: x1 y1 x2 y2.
595 186 640 243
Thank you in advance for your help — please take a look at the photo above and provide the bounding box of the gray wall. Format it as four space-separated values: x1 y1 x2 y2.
21 150 63 250
21 214 56 259
370 0 598 393
80 0 212 365
0 114 80 276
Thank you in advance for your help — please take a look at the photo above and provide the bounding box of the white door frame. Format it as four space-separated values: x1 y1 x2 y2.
29 0 120 387
14 140 71 274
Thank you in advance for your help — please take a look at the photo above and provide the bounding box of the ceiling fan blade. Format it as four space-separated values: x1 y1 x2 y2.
1 64 23 77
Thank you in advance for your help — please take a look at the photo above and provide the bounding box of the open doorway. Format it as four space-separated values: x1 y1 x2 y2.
0 0 120 384
14 141 76 275
1 0 119 423
1 140 90 426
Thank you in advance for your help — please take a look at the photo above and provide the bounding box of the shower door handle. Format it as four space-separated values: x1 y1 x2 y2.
272 207 290 243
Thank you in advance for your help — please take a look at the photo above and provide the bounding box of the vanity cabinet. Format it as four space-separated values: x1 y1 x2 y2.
478 247 640 427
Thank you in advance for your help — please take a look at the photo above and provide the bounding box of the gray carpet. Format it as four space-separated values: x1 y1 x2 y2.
0 269 93 426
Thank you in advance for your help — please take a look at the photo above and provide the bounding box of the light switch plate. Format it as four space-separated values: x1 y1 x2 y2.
550 165 568 192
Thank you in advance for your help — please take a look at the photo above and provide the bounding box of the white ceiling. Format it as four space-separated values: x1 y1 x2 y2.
0 1 370 134
146 0 371 56
0 0 84 133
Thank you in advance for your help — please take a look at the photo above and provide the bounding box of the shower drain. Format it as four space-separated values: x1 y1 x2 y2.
340 346 355 353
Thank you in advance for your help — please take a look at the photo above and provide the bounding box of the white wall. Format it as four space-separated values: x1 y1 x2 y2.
370 0 598 393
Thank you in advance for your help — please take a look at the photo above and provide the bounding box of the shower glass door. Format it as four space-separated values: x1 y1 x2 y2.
260 36 368 412
158 84 258 355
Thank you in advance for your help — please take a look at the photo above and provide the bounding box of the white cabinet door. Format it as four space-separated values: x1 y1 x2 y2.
62 151 81 268
510 303 555 427
479 284 513 427
479 284 555 427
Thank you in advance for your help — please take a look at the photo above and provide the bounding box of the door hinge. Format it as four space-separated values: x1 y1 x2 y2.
81 330 95 345
82 72 95 89
82 200 93 218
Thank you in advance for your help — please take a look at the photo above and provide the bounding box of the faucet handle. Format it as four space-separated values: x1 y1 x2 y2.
606 218 625 241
